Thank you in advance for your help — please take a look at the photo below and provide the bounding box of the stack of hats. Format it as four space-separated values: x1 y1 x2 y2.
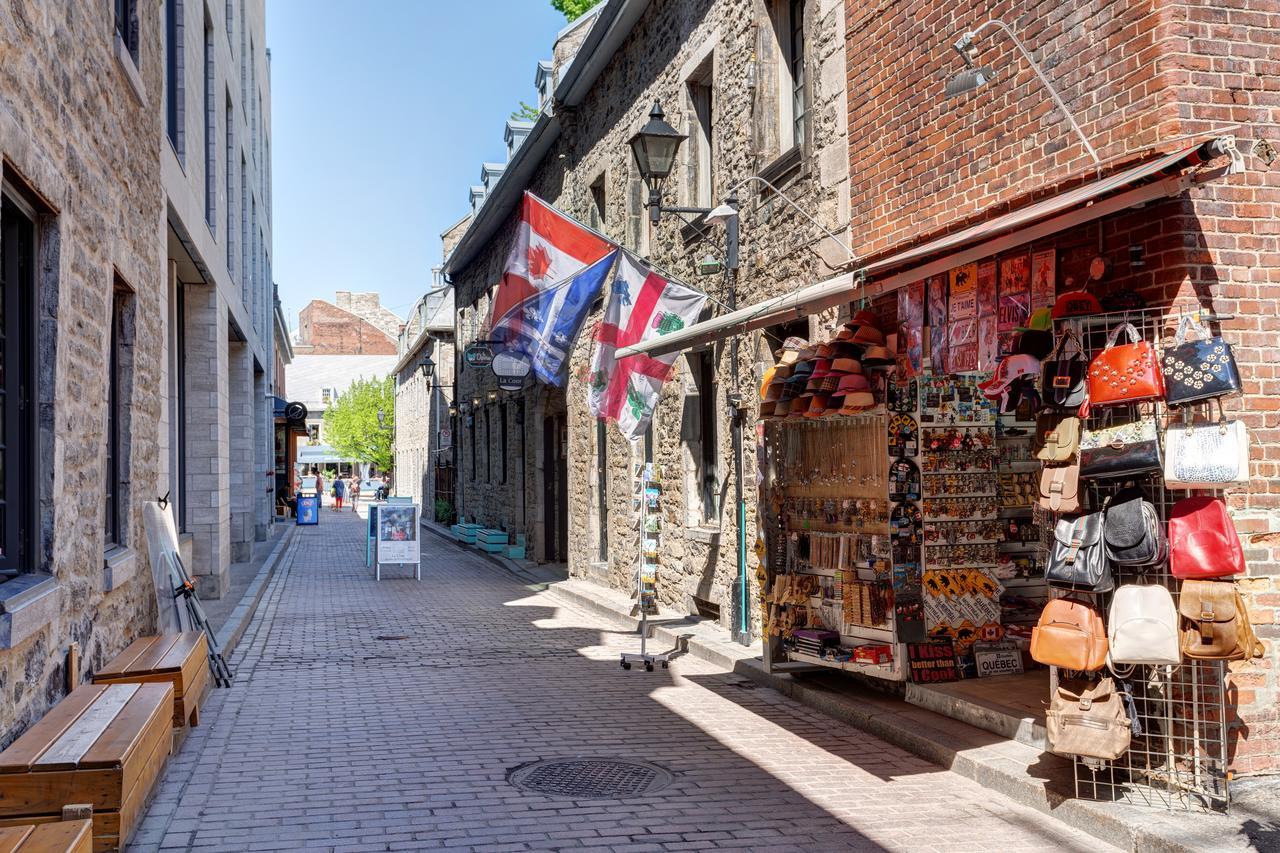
759 310 892 419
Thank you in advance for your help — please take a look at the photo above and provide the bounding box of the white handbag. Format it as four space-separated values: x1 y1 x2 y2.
1162 407 1250 488
1108 584 1180 666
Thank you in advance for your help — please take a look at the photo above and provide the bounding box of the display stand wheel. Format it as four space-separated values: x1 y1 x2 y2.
620 659 631 670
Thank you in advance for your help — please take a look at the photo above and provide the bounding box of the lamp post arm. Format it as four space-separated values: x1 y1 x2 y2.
968 18 1101 174
725 175 855 261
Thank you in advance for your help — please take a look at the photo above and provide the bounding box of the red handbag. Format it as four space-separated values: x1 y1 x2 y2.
1169 496 1245 579
1082 323 1165 416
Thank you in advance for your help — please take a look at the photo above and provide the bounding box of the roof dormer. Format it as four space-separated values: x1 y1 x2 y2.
480 163 506 193
535 60 553 109
505 119 534 159
469 185 487 214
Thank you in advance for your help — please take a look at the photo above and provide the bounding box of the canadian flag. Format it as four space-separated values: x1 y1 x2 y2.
488 193 614 339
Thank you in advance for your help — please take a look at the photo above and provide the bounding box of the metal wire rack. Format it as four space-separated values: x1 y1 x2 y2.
1055 307 1231 813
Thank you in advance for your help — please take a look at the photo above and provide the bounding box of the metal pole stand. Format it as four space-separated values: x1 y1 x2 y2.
621 465 669 673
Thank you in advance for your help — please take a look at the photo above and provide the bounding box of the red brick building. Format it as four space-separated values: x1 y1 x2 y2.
844 0 1279 773
295 292 400 355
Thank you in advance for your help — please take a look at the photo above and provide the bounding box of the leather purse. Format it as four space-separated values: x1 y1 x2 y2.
1179 579 1264 660
1083 323 1165 416
1047 513 1112 592
1102 487 1166 567
1046 676 1132 760
1079 417 1162 479
1161 315 1241 406
1041 330 1089 410
1163 405 1250 488
1031 598 1108 671
1108 585 1180 666
1035 412 1080 463
1038 463 1080 513
1168 496 1245 579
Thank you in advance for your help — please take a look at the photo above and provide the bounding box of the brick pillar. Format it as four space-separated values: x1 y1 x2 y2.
254 369 270 541
183 284 231 598
228 340 254 562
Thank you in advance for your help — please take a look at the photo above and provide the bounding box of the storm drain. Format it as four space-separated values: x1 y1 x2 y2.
507 758 673 799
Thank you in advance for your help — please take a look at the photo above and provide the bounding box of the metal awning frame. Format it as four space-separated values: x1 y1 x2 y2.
618 149 1231 359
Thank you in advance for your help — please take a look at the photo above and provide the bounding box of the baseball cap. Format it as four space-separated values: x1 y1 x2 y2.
979 354 1042 399
1052 290 1103 319
1015 307 1054 333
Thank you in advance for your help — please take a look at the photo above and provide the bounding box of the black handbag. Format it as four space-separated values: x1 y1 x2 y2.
1047 512 1113 592
1161 315 1240 406
1041 329 1089 410
1103 487 1167 567
1079 417 1162 479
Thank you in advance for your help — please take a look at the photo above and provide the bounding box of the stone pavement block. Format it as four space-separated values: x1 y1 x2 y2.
131 509 1115 853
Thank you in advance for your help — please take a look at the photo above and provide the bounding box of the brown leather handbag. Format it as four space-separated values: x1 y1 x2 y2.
1035 412 1080 463
1179 579 1264 660
1038 463 1080 513
1031 598 1108 671
1046 676 1132 760
1082 322 1165 416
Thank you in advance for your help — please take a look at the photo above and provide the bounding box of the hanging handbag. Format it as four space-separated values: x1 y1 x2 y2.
1082 322 1165 416
1046 512 1112 592
1034 412 1080 463
1168 496 1245 579
1079 417 1162 479
1041 329 1089 410
1031 598 1108 671
1038 463 1080 513
1162 401 1250 488
1046 676 1132 760
1102 487 1166 567
1179 579 1264 660
1108 585 1180 665
1161 314 1241 406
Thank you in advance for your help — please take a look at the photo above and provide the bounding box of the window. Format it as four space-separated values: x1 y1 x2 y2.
174 282 187 530
499 404 508 484
225 92 235 278
240 156 248 299
204 15 216 230
321 388 331 405
688 351 719 522
307 423 319 443
115 0 139 61
688 72 714 209
104 287 132 549
165 0 184 158
469 415 477 478
776 0 807 151
595 420 608 561
588 174 607 231
0 195 36 576
484 408 491 482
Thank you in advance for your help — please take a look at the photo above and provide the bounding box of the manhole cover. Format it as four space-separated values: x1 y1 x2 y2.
507 758 673 799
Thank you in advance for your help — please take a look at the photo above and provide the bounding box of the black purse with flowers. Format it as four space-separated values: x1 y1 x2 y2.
1161 315 1240 406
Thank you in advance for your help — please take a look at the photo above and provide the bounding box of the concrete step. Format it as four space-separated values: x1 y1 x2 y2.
905 672 1049 750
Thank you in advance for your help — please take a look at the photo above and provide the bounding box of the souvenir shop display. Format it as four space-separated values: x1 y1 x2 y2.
1161 314 1241 405
1078 416 1162 478
1161 403 1250 487
620 464 669 672
1082 322 1165 414
1107 585 1180 667
1046 676 1133 761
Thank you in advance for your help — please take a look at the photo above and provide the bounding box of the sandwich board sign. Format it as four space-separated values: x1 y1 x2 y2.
374 503 421 581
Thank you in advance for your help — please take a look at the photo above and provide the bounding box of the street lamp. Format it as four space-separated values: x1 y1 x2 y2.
417 353 435 379
629 102 687 225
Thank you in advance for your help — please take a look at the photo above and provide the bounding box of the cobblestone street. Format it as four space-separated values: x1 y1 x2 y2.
134 509 1110 852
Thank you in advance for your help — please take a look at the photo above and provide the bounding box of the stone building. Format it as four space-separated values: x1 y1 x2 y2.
163 0 276 594
445 0 851 632
0 0 168 742
393 280 456 516
295 291 401 356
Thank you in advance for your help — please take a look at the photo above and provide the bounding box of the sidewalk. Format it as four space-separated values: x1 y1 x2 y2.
134 507 1106 852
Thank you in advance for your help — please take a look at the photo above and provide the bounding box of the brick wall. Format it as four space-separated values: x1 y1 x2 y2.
298 299 398 355
846 0 1280 775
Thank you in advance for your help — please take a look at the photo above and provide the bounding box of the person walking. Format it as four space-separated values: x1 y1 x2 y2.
313 469 324 508
333 474 346 512
350 478 361 508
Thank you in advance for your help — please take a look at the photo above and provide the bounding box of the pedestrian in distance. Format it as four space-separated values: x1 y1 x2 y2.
333 475 346 511
351 478 361 508
313 468 324 507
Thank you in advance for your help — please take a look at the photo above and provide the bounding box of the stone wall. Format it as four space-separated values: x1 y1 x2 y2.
0 1 166 743
453 0 850 615
334 291 405 341
298 299 398 355
843 0 1280 774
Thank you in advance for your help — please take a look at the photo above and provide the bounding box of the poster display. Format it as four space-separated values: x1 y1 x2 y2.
948 263 978 319
896 281 925 379
1031 249 1056 309
376 504 421 564
997 253 1031 355
926 275 948 375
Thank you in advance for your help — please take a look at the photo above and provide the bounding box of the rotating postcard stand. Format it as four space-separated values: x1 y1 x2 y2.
621 464 669 672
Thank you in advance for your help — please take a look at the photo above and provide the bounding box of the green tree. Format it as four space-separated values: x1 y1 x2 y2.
552 0 603 22
510 100 541 122
322 376 396 472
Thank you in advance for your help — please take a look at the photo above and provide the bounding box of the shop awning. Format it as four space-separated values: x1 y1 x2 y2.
296 445 351 465
618 141 1226 359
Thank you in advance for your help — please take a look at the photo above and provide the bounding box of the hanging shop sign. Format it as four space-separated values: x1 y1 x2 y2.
491 351 532 391
464 342 496 368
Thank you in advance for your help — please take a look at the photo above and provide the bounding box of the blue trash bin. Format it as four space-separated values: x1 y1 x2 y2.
296 495 320 525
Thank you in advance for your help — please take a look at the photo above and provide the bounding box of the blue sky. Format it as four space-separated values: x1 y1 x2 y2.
267 1 569 329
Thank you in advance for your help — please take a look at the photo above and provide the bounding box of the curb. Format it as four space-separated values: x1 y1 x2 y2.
424 525 1268 853
214 525 295 659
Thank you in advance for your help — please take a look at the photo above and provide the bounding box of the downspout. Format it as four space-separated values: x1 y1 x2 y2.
725 194 749 646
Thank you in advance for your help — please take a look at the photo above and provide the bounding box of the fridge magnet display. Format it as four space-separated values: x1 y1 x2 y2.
889 458 922 502
896 281 925 378
927 275 948 375
888 379 917 414
908 641 959 683
891 501 923 543
1031 249 1057 309
949 263 978 320
888 414 919 458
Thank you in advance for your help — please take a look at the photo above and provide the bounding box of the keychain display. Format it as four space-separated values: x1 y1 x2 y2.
921 450 992 473
923 471 997 498
998 471 1039 508
924 519 1004 544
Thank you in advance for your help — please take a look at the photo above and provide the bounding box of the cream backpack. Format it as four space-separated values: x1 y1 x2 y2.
1108 584 1180 667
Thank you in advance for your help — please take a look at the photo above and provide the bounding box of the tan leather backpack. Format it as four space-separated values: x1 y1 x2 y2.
1046 677 1132 761
1031 598 1108 672
1180 579 1265 661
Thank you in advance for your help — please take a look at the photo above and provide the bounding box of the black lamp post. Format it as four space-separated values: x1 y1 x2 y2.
417 353 435 379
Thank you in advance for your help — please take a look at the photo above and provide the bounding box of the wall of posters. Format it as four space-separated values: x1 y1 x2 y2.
948 263 978 319
927 275 948 374
997 253 1031 355
1031 249 1056 309
377 504 421 564
896 281 925 378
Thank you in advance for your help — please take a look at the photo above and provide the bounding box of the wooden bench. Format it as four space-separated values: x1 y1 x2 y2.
0 820 92 853
0 684 173 853
92 633 210 729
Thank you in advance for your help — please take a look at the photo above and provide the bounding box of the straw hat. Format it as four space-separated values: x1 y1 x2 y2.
804 393 832 417
861 345 893 366
836 391 877 414
774 335 809 366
